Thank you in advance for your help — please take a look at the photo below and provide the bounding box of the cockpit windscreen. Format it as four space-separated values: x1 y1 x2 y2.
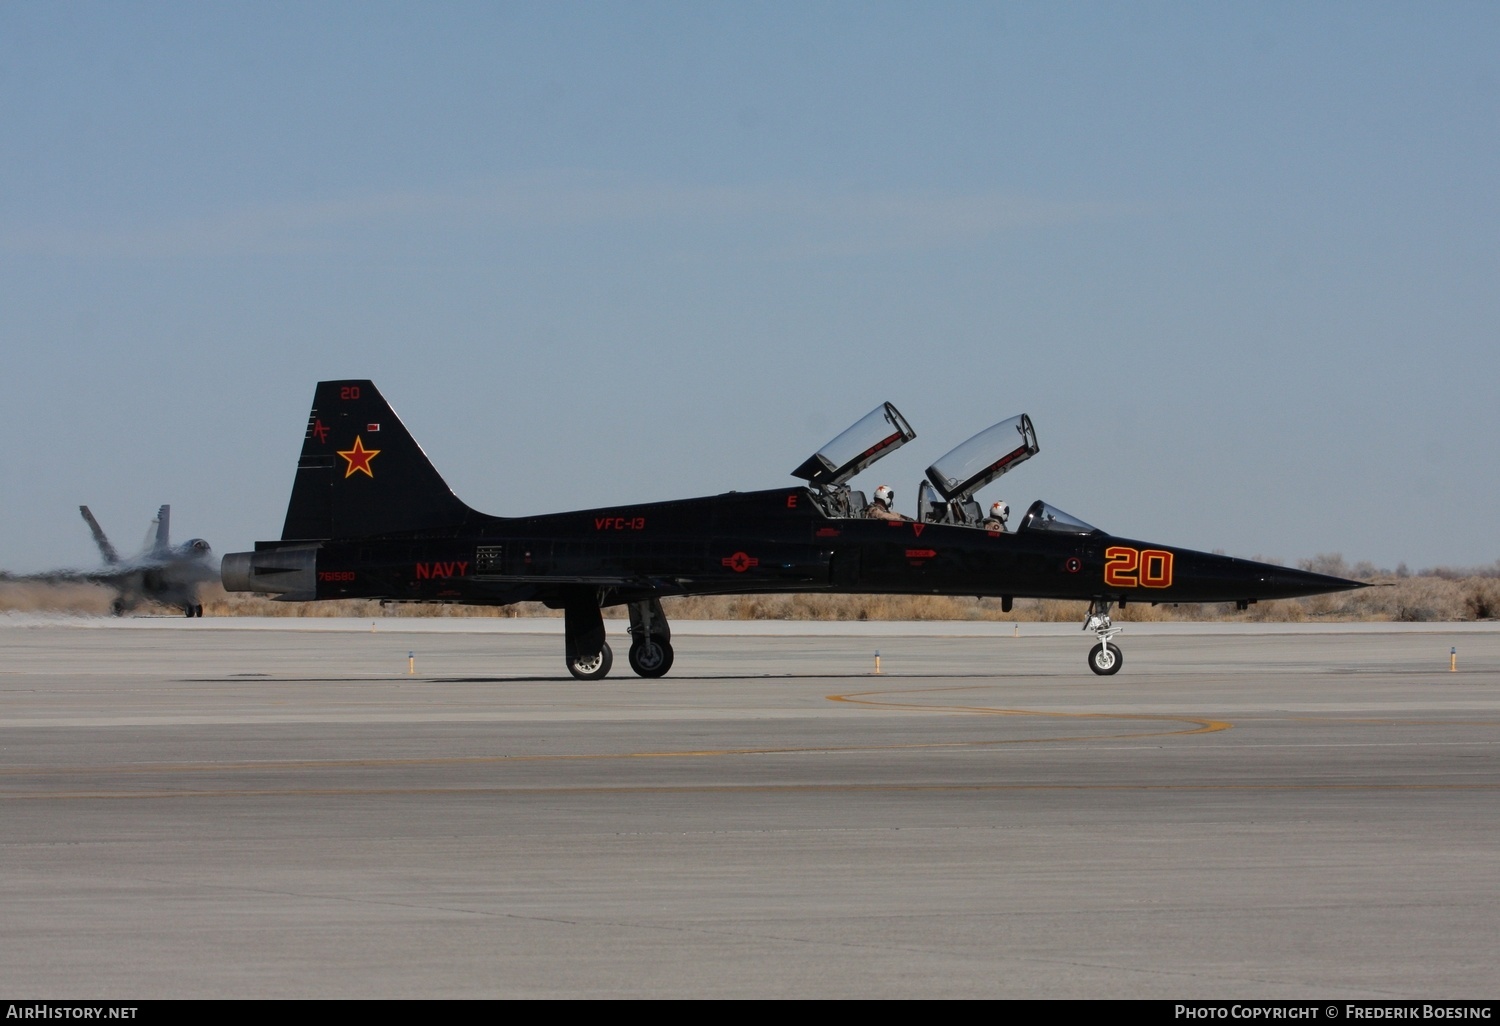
1016 500 1099 535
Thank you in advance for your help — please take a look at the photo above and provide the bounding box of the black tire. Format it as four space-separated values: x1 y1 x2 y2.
111 601 125 617
1087 642 1123 676
628 637 674 678
566 641 613 681
194 604 204 618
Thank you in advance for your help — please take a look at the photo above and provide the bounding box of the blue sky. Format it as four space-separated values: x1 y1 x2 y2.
2 2 1496 573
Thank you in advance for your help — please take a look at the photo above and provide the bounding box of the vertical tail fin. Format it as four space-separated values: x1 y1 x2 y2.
80 506 120 564
153 505 170 554
281 380 476 541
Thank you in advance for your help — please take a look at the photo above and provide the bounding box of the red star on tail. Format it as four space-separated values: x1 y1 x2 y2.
338 436 380 478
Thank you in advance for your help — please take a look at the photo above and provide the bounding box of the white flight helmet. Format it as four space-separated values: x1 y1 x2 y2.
874 485 894 507
989 500 1009 523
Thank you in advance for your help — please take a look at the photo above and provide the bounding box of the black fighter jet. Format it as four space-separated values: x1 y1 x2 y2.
2 505 216 617
222 380 1364 677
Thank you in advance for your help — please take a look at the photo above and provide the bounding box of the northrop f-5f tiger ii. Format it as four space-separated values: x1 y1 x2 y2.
222 380 1364 678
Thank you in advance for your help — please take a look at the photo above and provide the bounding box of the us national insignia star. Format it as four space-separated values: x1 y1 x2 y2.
338 436 380 478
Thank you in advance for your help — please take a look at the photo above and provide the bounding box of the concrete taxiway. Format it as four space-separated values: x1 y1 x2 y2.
1 615 1497 998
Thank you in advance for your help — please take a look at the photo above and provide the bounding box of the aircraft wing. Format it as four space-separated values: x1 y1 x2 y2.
0 566 141 586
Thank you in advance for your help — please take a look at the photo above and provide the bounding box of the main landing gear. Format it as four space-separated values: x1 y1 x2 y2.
1083 599 1123 675
562 595 674 681
563 599 613 680
626 597 674 678
566 643 613 681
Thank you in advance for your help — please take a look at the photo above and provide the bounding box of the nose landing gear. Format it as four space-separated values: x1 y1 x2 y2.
1083 600 1123 675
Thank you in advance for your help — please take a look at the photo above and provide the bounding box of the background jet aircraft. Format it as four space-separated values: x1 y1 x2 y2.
1 505 216 617
224 380 1364 677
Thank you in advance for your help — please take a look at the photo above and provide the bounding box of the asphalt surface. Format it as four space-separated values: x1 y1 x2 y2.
1 615 1497 998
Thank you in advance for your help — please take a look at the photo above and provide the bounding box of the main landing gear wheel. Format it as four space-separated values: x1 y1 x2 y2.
566 642 613 681
1088 642 1123 675
626 597 674 679
628 637 674 678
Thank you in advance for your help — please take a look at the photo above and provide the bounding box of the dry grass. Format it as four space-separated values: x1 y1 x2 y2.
0 581 118 615
6 573 1497 624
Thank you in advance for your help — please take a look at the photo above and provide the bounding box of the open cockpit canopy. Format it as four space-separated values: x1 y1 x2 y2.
924 414 1038 502
791 402 915 488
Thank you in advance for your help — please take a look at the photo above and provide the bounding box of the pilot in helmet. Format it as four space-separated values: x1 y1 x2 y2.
867 485 908 521
983 500 1009 532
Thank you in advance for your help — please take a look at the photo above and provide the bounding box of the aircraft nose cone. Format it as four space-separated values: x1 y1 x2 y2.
1260 566 1367 599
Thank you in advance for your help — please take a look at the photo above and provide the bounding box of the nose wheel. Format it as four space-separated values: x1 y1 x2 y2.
1083 601 1124 675
1087 641 1123 675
